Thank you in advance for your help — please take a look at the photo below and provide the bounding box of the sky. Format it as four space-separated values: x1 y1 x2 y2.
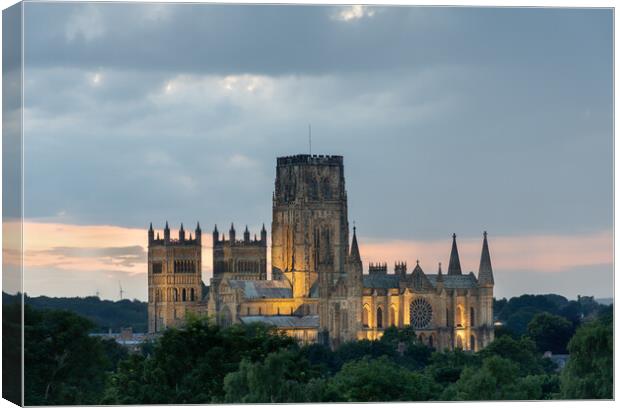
9 3 613 301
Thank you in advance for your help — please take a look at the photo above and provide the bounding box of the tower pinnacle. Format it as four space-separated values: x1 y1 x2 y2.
478 231 494 286
447 233 462 275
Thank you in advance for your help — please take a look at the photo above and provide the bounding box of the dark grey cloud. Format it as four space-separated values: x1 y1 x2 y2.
19 4 613 299
24 4 611 77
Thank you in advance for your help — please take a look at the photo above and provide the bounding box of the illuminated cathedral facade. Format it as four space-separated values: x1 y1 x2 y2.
148 154 495 350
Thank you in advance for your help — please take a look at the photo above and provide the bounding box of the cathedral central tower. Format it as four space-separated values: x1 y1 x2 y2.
271 154 350 299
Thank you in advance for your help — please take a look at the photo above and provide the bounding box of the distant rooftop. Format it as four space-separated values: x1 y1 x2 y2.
240 314 319 329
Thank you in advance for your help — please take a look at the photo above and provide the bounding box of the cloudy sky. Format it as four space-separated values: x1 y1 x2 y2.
13 3 613 301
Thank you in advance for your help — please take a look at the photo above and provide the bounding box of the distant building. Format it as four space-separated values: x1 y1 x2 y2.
543 351 570 371
147 154 496 351
91 327 150 353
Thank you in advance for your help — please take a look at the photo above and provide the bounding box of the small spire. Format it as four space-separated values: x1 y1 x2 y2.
261 223 266 232
149 222 153 231
156 232 160 239
447 233 462 275
230 222 235 231
416 259 420 265
213 224 218 233
478 231 494 286
180 223 184 231
437 262 443 282
196 221 201 231
245 225 249 233
438 262 442 274
165 221 169 230
350 225 361 262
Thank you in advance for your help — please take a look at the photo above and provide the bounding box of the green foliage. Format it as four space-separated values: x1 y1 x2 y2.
19 293 612 403
326 356 437 402
23 305 115 405
527 312 574 354
103 317 296 404
223 350 319 403
479 334 553 375
495 294 607 337
560 316 613 399
447 356 545 400
3 303 22 405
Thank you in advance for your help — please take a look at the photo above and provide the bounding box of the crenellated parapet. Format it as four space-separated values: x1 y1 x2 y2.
368 262 388 275
148 221 202 247
276 154 343 166
212 223 267 247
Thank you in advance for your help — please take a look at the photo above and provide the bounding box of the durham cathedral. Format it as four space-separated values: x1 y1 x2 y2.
147 154 495 350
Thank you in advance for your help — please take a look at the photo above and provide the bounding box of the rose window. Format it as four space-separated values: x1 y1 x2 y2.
410 298 433 329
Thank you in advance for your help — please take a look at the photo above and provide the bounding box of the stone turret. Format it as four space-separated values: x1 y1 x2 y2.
213 224 219 244
195 222 202 246
261 223 267 243
244 225 250 243
394 261 407 277
148 222 154 244
164 221 170 244
179 223 185 242
229 223 236 242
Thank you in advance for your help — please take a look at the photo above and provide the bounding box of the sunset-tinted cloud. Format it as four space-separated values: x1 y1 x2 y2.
13 220 612 300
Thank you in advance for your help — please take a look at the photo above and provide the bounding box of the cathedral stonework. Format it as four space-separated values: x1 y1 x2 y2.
147 154 495 351
147 222 205 333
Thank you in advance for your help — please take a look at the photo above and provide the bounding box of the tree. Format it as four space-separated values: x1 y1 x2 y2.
223 350 319 403
448 356 544 400
560 317 613 399
425 348 480 386
3 303 22 405
527 312 574 354
102 318 297 404
23 306 111 405
326 356 437 402
480 335 554 376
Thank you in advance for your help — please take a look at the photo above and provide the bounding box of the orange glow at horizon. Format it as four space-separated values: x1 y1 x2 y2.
7 220 612 299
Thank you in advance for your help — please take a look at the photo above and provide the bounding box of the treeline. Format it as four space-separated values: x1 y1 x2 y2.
3 292 604 340
2 292 147 333
4 301 612 405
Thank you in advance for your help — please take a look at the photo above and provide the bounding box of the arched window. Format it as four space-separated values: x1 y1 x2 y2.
456 335 463 349
377 307 383 328
190 288 195 301
419 333 426 344
173 288 178 302
456 306 464 327
429 334 434 349
470 335 476 351
390 305 397 327
182 288 187 302
446 308 449 326
470 307 475 327
258 307 262 315
362 305 370 328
